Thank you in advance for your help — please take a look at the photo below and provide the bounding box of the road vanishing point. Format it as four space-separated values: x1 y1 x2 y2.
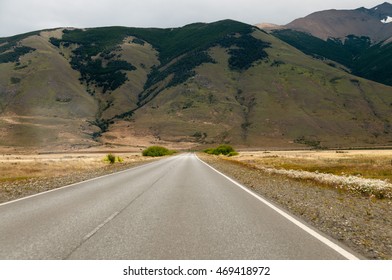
0 154 360 260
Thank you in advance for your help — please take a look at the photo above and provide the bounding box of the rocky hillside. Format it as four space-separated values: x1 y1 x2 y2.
285 2 392 42
1 20 392 151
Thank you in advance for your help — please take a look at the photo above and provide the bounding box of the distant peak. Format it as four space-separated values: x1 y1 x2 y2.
372 2 392 9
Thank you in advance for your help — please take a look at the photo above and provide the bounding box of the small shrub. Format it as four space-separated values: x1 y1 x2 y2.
228 151 239 157
132 38 145 45
103 154 125 164
142 146 175 157
204 145 238 156
104 153 125 164
10 77 21 84
105 153 116 164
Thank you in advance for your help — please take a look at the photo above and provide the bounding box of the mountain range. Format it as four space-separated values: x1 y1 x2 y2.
1 3 392 151
271 2 392 86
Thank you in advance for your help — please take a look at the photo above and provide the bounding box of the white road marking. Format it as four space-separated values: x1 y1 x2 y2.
196 155 360 260
83 211 120 241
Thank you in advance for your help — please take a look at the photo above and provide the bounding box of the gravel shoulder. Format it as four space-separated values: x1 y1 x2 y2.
198 154 392 260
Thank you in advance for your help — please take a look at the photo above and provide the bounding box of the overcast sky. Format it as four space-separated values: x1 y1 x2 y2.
0 0 386 37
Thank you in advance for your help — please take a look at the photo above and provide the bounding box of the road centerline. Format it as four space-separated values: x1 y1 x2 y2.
64 158 177 259
83 211 120 242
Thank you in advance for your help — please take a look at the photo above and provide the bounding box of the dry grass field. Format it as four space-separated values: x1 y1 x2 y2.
229 150 392 199
0 152 157 203
0 152 149 183
237 150 392 181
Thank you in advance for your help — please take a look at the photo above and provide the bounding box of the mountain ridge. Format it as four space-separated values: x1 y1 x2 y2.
285 2 392 42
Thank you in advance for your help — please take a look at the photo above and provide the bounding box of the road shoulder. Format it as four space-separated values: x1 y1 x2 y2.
198 154 392 260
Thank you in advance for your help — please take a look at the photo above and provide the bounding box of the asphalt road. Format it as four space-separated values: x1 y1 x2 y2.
0 154 359 259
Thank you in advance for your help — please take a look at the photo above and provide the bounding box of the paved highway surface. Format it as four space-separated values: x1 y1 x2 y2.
0 154 359 259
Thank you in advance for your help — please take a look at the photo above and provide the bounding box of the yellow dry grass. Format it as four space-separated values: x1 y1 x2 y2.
235 150 392 182
0 153 149 182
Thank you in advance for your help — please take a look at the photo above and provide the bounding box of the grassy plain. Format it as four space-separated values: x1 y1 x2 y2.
0 152 149 182
234 150 392 182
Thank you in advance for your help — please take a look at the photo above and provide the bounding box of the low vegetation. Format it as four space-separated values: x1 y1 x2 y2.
0 153 155 204
0 46 35 63
218 33 270 71
227 150 392 199
0 31 39 64
50 29 137 92
142 146 176 157
204 145 238 156
0 153 145 183
74 58 136 93
103 153 123 164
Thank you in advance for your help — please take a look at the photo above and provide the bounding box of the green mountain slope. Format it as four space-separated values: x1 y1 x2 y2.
272 29 392 86
1 21 392 150
124 30 392 149
0 30 98 149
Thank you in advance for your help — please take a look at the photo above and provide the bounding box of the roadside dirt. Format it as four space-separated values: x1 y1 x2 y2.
199 154 392 260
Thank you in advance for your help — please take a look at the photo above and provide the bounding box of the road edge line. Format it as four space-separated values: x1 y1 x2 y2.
195 155 360 260
0 157 168 207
